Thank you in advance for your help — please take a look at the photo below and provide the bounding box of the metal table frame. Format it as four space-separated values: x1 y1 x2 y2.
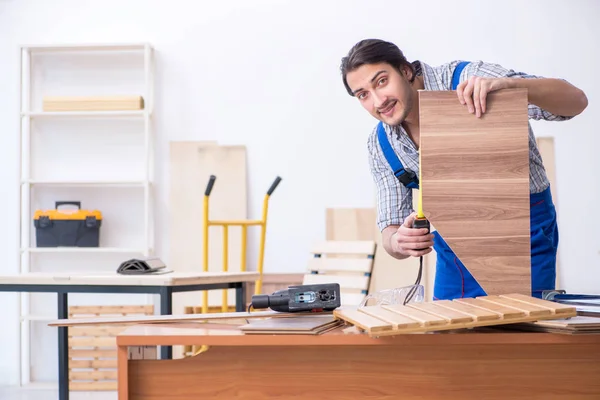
0 280 247 400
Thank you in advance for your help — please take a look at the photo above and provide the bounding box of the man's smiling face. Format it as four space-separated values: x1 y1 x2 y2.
346 62 415 126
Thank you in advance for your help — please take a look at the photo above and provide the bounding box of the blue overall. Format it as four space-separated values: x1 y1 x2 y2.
376 61 559 300
432 187 559 300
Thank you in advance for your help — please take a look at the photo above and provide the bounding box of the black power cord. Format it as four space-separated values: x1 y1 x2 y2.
403 255 423 305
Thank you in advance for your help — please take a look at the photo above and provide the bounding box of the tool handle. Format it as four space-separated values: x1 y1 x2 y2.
267 176 282 195
204 175 216 196
412 217 431 251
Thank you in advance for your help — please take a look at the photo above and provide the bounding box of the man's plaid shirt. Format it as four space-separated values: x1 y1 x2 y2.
367 60 573 232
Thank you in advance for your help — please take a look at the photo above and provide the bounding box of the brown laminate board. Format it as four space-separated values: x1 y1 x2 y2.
419 89 531 296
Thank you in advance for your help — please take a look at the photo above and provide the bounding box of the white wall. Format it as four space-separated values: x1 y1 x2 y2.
0 0 598 386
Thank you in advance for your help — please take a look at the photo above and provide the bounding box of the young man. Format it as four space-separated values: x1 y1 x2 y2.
340 38 588 300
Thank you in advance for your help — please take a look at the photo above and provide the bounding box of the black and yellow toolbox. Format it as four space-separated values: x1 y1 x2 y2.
33 201 102 247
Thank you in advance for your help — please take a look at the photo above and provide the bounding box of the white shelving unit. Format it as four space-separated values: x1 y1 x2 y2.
18 42 155 386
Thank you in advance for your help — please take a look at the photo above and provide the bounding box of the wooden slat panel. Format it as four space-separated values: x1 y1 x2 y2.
307 258 373 273
333 295 577 337
310 240 375 256
419 89 531 296
324 208 426 298
302 273 370 291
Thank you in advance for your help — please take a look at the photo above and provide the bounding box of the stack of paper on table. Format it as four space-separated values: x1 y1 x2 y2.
239 315 343 335
508 316 600 334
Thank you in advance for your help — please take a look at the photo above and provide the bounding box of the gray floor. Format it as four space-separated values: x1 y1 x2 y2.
0 386 116 400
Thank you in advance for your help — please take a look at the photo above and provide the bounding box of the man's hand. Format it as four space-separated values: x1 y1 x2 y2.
389 212 434 257
456 76 513 118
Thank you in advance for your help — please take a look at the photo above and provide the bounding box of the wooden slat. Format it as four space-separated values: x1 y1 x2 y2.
499 293 575 314
419 89 531 296
69 370 118 381
69 326 127 337
69 349 117 359
453 298 526 319
68 337 116 347
407 302 474 324
382 304 448 326
43 95 144 111
70 381 117 391
431 299 501 322
307 258 373 273
333 308 394 334
310 240 375 256
70 359 118 369
478 295 552 317
68 305 154 315
302 273 370 291
359 306 421 330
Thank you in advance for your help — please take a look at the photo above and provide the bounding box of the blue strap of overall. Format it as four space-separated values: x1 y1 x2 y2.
377 61 470 189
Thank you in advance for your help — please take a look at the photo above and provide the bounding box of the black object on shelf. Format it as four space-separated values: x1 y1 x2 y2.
33 201 102 247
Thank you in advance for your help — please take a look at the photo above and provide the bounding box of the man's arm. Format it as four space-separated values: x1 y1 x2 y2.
455 61 588 119
382 225 409 260
508 77 588 117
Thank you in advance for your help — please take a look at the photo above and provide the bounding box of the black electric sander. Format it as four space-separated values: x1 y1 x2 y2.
250 283 341 312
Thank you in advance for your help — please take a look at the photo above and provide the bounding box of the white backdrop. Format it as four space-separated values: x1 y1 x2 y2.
0 0 598 386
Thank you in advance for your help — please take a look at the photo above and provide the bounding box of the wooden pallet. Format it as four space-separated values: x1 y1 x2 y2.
68 305 154 391
333 293 577 337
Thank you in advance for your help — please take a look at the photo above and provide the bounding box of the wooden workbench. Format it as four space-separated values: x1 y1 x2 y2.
116 321 600 399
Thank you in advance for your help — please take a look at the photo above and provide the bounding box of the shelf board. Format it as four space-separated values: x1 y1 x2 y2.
20 42 152 52
22 180 149 187
21 247 149 254
22 110 147 118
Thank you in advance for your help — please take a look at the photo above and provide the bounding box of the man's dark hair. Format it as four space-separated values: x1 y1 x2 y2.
340 39 416 96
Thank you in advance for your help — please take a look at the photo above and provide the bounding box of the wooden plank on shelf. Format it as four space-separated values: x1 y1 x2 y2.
419 89 531 296
169 141 247 316
42 95 144 111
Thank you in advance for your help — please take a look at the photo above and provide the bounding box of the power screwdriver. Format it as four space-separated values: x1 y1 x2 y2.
250 283 341 312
